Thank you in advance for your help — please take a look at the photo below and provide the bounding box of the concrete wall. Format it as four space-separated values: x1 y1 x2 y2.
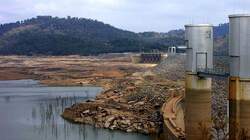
185 74 212 140
131 53 162 64
140 53 162 63
229 100 250 139
185 25 213 74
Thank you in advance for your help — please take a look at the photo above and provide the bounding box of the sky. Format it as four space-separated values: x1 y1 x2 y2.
0 0 250 32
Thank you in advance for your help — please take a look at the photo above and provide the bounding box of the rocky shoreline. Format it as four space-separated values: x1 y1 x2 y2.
62 75 184 134
62 102 161 134
59 55 186 135
0 55 229 136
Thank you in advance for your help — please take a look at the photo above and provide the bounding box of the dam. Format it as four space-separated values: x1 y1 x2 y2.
162 14 250 140
131 52 163 64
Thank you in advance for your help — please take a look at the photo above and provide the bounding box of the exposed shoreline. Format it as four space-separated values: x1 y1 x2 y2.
0 55 185 135
61 76 184 134
0 54 228 137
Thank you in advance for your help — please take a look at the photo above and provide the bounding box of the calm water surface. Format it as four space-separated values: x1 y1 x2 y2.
0 80 152 140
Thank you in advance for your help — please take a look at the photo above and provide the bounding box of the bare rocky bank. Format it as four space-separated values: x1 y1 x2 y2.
0 55 228 136
62 54 229 136
62 55 186 134
62 76 185 134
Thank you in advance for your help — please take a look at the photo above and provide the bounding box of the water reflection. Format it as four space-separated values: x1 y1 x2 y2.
229 100 250 140
185 89 212 140
0 80 151 140
31 96 88 140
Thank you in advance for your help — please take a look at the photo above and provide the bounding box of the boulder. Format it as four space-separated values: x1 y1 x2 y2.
135 101 145 106
82 109 90 114
126 129 133 133
104 116 116 128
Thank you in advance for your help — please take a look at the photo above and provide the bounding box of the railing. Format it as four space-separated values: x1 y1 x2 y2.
197 68 230 77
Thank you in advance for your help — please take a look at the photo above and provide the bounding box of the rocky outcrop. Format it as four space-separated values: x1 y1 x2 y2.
62 102 161 134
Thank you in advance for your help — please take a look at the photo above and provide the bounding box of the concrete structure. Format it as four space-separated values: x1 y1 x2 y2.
176 46 187 53
185 24 213 74
229 14 250 79
229 14 250 100
168 46 176 55
185 75 212 140
229 14 250 139
229 100 250 139
161 94 185 140
184 24 213 139
140 53 162 63
130 54 141 63
131 53 162 64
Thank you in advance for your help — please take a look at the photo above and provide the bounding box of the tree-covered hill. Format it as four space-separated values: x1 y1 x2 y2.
0 16 141 55
0 16 228 55
213 23 229 38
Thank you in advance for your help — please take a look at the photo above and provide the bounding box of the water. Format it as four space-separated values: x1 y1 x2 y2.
0 80 152 140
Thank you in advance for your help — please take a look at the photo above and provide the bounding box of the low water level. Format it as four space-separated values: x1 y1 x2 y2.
0 80 152 140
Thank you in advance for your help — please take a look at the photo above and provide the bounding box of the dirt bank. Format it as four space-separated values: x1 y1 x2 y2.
0 55 152 88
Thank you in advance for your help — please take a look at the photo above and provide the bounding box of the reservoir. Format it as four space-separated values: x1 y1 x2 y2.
0 80 152 140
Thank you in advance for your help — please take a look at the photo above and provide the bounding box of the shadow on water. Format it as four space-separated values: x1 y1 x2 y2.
0 80 152 140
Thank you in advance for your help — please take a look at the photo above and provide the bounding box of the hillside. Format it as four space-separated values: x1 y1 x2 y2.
0 16 142 55
213 23 229 56
0 16 228 55
138 30 185 49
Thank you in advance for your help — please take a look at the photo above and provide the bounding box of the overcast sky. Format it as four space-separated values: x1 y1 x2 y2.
0 0 250 32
